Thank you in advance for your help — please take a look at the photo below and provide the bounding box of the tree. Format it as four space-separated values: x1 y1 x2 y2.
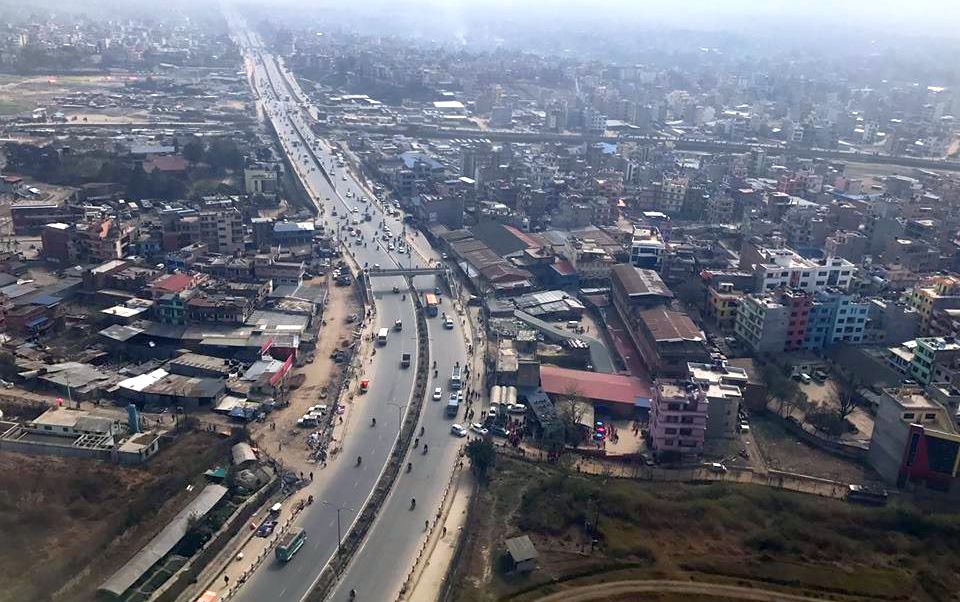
761 363 805 417
674 279 707 311
205 138 242 174
183 140 205 165
465 438 496 482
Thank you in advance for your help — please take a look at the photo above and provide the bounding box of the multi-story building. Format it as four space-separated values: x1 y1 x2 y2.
41 219 134 263
863 299 920 346
562 236 615 284
649 380 709 460
739 241 855 292
687 361 747 440
705 282 742 331
803 289 870 349
734 289 811 354
161 206 244 255
868 384 958 485
630 225 665 270
243 164 279 199
185 293 254 325
635 307 710 377
888 337 960 385
908 274 960 335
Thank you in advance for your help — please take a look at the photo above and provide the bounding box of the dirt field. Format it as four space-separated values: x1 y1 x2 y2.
0 430 234 602
449 458 958 602
749 412 872 483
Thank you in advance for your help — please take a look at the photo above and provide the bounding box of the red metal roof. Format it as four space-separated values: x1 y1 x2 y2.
540 365 652 406
152 273 194 293
551 260 576 276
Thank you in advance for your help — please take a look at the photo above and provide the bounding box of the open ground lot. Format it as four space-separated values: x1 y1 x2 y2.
749 411 871 483
448 457 959 602
0 430 233 602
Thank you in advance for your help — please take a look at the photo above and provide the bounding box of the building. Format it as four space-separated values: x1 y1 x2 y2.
610 264 673 314
504 536 538 573
687 361 748 439
868 385 957 485
630 225 665 269
41 219 134 263
649 380 709 460
705 282 742 331
739 241 855 292
162 206 244 255
893 337 960 385
243 165 279 198
539 365 652 419
11 192 81 234
864 299 920 346
908 275 960 335
634 307 709 377
273 221 315 248
803 289 870 349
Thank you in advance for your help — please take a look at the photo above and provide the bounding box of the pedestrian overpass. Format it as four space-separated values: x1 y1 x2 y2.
364 267 445 278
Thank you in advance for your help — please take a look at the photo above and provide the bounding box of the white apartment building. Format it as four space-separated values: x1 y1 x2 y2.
746 244 855 292
630 225 665 270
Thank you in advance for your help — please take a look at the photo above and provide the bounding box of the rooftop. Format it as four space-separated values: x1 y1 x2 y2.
611 264 672 298
639 308 703 343
539 365 652 407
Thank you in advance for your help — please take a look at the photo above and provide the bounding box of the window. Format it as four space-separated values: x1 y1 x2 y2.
924 413 936 421
679 428 692 436
665 428 677 435
903 412 915 420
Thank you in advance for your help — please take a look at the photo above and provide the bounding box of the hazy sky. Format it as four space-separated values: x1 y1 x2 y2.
252 0 960 38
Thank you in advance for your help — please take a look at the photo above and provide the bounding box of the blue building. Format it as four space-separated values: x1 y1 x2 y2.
803 289 869 350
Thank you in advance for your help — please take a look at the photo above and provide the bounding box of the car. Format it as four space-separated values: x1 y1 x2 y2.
350 207 358 213
433 387 442 401
491 425 510 437
705 462 727 474
443 317 454 329
388 243 395 251
342 175 347 180
506 403 526 414
799 373 812 384
255 519 278 537
450 424 468 437
487 406 499 419
470 423 489 436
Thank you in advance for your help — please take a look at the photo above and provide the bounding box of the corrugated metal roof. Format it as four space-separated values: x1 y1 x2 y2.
98 484 228 597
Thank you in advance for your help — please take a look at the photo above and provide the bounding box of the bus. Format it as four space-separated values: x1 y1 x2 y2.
424 293 439 317
450 364 462 390
275 528 307 562
377 328 389 345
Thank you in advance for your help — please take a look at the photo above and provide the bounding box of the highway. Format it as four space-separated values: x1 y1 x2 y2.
229 15 472 602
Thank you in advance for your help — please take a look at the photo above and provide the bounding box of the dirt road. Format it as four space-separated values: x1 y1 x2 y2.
534 579 836 602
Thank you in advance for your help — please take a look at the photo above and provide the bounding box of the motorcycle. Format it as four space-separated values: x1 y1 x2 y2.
406 462 412 473
357 456 362 466
410 498 416 510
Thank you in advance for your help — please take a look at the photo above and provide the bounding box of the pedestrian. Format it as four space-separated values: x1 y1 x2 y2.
442 526 447 536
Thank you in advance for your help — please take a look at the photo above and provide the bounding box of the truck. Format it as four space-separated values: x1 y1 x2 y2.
424 293 439 317
450 364 463 390
275 528 307 562
446 393 460 417
377 328 389 345
401 352 411 368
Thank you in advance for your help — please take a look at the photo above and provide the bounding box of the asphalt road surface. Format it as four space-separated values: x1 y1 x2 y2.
228 17 471 602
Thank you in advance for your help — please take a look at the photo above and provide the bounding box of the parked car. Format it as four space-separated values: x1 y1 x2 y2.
470 423 489 436
491 425 510 437
450 424 468 437
705 462 728 474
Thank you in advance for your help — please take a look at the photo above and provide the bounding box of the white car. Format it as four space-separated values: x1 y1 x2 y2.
487 406 499 419
444 317 454 329
388 243 395 251
470 423 489 436
507 403 526 414
342 175 347 181
351 207 358 213
433 387 442 401
450 424 468 437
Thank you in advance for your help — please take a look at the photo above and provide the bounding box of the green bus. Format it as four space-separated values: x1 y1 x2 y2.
275 528 307 562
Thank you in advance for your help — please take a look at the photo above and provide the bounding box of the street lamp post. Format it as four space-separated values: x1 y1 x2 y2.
322 501 352 556
386 401 404 431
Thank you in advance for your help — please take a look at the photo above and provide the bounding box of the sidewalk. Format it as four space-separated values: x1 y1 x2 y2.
403 467 475 602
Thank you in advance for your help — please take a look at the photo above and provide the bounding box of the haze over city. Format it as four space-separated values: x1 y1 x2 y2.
0 2 959 602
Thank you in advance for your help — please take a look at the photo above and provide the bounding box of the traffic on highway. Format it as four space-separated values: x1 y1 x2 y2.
227 17 474 602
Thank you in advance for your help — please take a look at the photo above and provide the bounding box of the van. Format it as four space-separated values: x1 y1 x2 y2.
566 320 580 329
799 373 812 384
377 328 389 345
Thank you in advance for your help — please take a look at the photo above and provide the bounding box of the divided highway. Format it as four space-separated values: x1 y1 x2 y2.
228 15 472 602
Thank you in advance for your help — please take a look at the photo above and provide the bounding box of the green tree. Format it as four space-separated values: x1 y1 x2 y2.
182 140 205 165
205 138 243 174
465 438 496 482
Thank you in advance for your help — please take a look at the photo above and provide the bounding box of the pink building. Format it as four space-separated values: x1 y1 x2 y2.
649 380 708 460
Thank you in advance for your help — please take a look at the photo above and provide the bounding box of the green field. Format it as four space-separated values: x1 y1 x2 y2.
449 457 960 601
